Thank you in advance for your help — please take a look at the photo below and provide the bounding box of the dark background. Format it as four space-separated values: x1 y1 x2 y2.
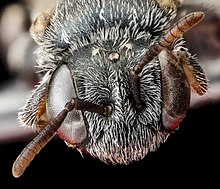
0 0 219 187
1 104 219 187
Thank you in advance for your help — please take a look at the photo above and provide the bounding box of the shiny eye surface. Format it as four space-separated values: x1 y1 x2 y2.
47 64 87 145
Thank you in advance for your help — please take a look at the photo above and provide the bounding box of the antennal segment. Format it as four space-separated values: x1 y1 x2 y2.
130 11 205 111
12 99 111 178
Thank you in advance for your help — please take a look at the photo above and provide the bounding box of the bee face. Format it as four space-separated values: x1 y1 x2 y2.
12 0 208 177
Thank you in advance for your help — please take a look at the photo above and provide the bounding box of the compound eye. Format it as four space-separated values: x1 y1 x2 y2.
47 64 87 145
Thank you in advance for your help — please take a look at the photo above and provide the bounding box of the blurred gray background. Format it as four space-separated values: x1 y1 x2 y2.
0 0 56 143
0 0 219 187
